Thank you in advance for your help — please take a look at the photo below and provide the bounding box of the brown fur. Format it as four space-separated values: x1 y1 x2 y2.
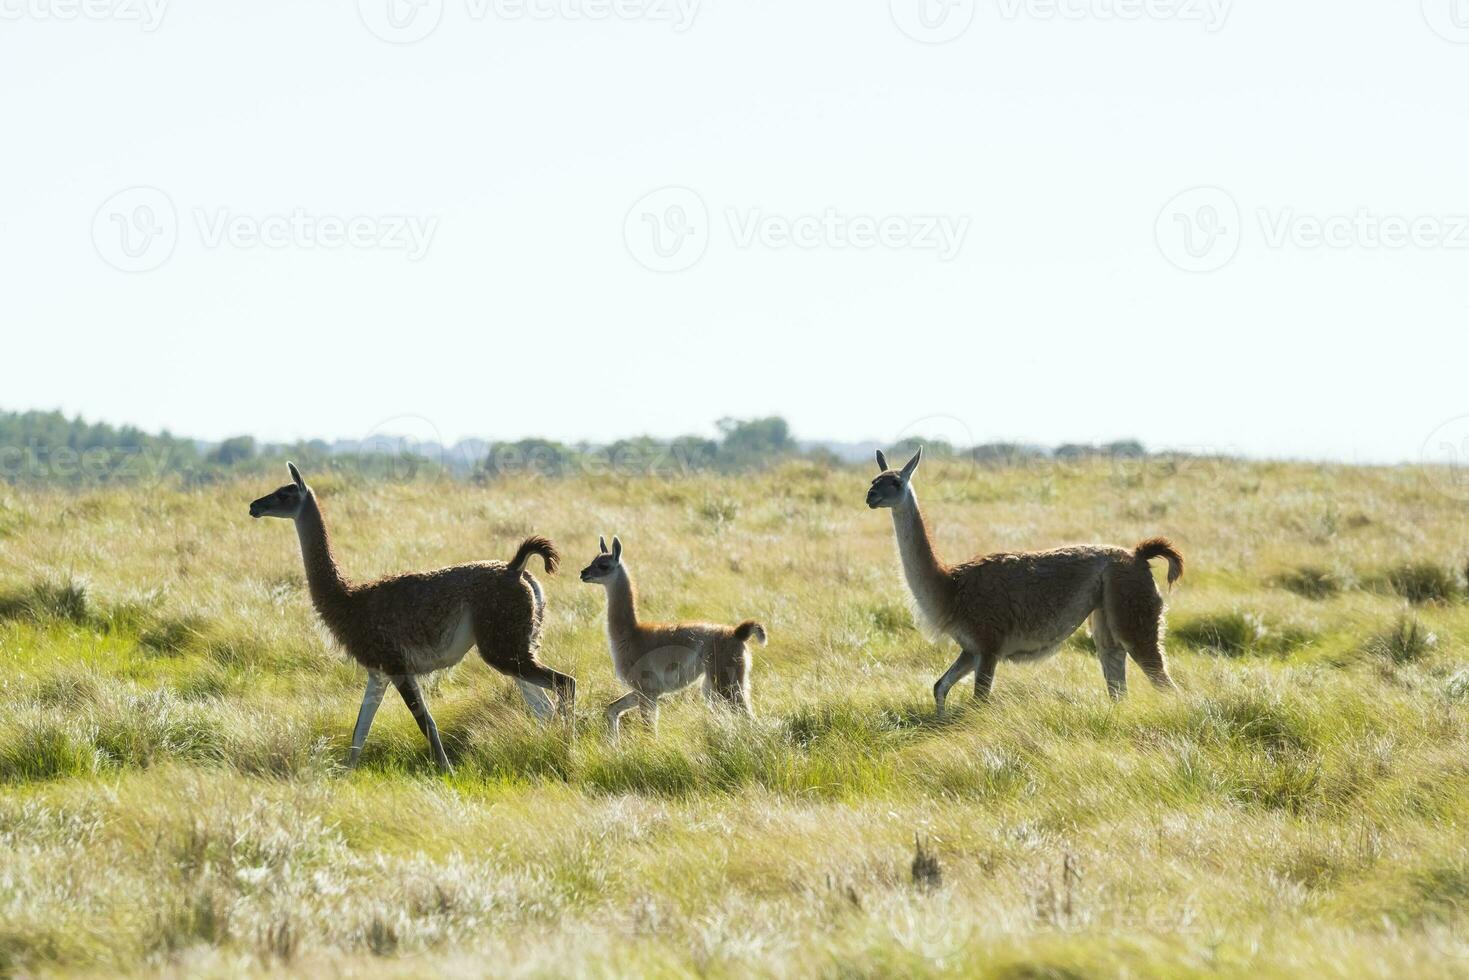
733 620 768 645
868 449 1180 708
290 494 573 691
1134 537 1184 587
581 540 765 734
250 466 575 768
509 536 560 575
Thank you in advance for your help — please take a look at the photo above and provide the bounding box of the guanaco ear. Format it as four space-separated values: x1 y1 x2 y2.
287 462 306 490
611 536 622 560
875 450 889 472
599 536 608 554
899 447 922 481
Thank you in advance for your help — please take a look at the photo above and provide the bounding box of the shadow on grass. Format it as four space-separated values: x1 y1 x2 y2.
1172 611 1319 658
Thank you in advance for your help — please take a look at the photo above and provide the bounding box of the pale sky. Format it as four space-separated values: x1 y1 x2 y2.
2 0 1467 462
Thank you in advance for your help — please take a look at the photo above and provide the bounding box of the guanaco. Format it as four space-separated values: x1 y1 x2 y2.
249 463 575 770
579 536 765 737
866 448 1182 712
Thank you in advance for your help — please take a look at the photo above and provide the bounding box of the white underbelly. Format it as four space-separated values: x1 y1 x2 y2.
613 641 705 695
995 598 1097 663
402 609 475 675
997 636 1068 663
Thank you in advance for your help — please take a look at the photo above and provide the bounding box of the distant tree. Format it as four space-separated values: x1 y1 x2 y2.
1055 440 1146 460
0 409 201 484
973 442 1045 464
478 439 575 479
208 436 257 467
1104 440 1146 458
889 437 956 461
716 417 795 458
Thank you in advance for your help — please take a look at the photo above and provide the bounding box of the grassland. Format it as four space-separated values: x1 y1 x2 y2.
1 457 1467 977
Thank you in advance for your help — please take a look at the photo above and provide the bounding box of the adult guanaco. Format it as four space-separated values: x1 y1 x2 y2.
866 448 1182 712
249 463 575 770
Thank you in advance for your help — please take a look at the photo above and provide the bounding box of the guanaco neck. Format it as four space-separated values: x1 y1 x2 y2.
604 564 640 644
294 493 352 627
892 486 953 616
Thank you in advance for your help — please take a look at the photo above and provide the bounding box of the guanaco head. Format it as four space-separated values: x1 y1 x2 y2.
866 447 922 509
249 462 310 520
579 536 623 584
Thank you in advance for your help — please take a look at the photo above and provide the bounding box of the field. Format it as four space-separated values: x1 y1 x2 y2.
1 458 1468 977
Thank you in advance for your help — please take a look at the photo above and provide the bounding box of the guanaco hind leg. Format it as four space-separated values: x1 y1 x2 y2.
606 691 658 739
515 680 556 722
1091 608 1129 700
973 650 999 701
1105 572 1177 691
348 671 389 767
391 674 452 771
933 649 978 716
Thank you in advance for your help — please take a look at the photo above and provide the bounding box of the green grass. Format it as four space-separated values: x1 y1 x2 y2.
1366 616 1440 665
1275 564 1347 600
1381 562 1465 605
1171 610 1320 657
0 460 1467 976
